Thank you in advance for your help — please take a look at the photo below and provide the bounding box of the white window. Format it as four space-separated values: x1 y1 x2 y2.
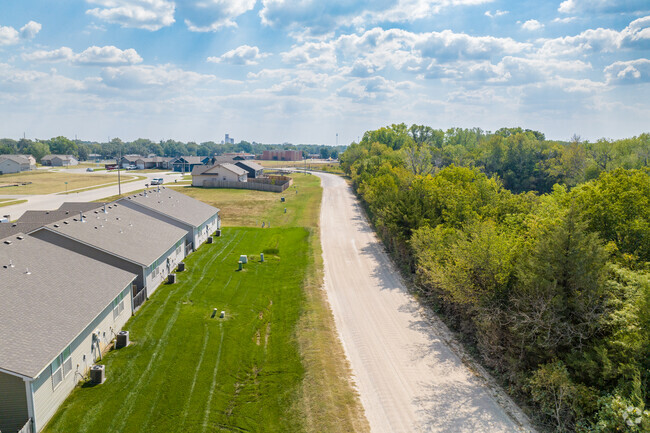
51 346 72 389
51 358 62 389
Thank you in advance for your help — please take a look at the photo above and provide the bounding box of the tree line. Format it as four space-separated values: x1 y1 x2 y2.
340 124 650 432
0 136 343 162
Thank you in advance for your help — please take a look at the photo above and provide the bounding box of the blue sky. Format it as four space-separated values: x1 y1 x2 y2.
1 0 649 144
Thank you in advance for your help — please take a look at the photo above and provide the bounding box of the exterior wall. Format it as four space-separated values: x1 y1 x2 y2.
118 200 195 248
144 239 185 295
261 150 303 161
0 159 22 174
194 213 220 248
192 169 246 185
0 371 29 433
30 229 145 289
31 283 133 432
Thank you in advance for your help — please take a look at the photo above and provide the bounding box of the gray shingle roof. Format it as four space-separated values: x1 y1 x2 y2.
0 234 136 378
38 203 186 267
57 202 106 213
0 155 30 165
172 156 203 165
235 160 264 171
119 187 219 228
16 210 77 225
0 223 44 239
41 154 75 161
219 163 247 176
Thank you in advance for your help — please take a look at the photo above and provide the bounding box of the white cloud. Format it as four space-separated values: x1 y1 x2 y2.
521 19 544 31
207 45 269 65
261 0 494 35
20 21 42 39
558 0 649 15
181 0 256 31
485 10 508 18
552 16 577 24
540 16 650 56
86 0 175 31
23 46 143 65
605 58 650 84
100 64 216 89
0 21 41 46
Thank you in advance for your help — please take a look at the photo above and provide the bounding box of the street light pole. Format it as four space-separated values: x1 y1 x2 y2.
117 145 122 196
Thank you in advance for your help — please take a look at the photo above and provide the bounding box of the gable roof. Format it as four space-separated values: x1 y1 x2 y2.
191 163 246 177
0 234 136 379
171 156 203 165
235 160 264 171
0 155 30 165
0 223 44 239
57 202 106 213
119 187 219 228
37 203 186 267
219 163 247 176
42 154 76 161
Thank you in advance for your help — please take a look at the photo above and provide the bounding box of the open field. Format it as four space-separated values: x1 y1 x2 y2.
72 171 368 433
0 171 138 195
45 228 310 432
171 173 321 228
58 175 146 195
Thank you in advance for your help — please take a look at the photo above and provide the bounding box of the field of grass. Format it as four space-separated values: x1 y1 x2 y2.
173 173 322 228
51 171 368 433
0 171 136 195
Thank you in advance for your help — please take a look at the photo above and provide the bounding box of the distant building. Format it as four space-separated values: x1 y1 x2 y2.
221 134 235 145
0 155 35 174
223 152 255 160
234 160 264 178
191 163 248 186
41 155 78 167
261 150 303 161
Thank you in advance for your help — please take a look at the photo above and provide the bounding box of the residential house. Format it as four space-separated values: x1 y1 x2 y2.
191 163 247 186
234 160 264 179
223 152 255 160
261 150 303 161
119 187 220 251
30 203 187 294
41 155 78 167
134 156 173 170
0 234 137 433
119 155 140 169
170 156 205 173
0 155 34 174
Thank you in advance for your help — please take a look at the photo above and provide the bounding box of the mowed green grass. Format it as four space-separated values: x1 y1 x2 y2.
44 227 309 433
0 171 137 194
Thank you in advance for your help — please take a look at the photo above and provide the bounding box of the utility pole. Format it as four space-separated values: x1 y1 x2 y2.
117 145 122 196
336 133 338 147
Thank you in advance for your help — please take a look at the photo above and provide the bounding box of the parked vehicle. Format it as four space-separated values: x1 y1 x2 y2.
151 178 164 185
86 167 94 172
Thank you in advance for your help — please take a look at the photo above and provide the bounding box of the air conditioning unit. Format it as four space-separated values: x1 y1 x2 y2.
90 365 105 384
116 331 129 349
177 262 185 272
168 273 176 284
207 236 213 244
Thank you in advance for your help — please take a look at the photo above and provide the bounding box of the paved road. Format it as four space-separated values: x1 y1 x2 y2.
0 171 183 220
317 172 533 433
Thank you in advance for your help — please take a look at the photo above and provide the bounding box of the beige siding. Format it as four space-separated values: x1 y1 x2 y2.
0 159 22 174
32 285 133 432
0 371 29 433
144 240 186 295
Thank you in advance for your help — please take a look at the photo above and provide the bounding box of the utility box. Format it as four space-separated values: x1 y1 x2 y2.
281 197 285 202
177 262 185 272
240 255 248 264
116 331 129 349
168 273 176 284
90 364 105 384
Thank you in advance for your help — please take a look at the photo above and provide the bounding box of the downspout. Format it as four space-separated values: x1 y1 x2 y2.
24 378 36 432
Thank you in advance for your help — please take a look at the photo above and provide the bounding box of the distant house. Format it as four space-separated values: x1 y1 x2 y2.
261 150 303 161
134 156 174 170
30 203 187 294
0 155 34 174
223 152 255 160
170 156 205 173
235 160 264 179
119 187 220 251
119 155 140 169
191 163 247 186
41 155 78 167
0 234 137 433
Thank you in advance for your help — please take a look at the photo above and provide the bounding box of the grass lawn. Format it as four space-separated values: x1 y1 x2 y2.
51 171 368 433
45 228 309 433
175 173 321 228
0 171 137 194
0 199 27 207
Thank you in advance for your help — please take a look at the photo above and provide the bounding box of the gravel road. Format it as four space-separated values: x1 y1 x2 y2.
317 171 534 433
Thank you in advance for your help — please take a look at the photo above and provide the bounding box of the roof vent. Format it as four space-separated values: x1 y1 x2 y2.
4 240 12 245
63 221 69 224
16 236 24 240
66 211 69 214
103 204 108 213
53 224 59 228
8 259 14 267
24 267 31 275
12 223 17 227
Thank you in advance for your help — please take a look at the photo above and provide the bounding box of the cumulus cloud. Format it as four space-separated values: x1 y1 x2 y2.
86 0 175 31
605 58 650 84
540 15 650 57
100 64 215 89
23 46 143 65
207 45 269 65
20 21 42 39
485 10 508 18
521 19 544 31
180 0 256 31
552 16 577 24
558 0 649 15
260 0 494 35
0 21 41 46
